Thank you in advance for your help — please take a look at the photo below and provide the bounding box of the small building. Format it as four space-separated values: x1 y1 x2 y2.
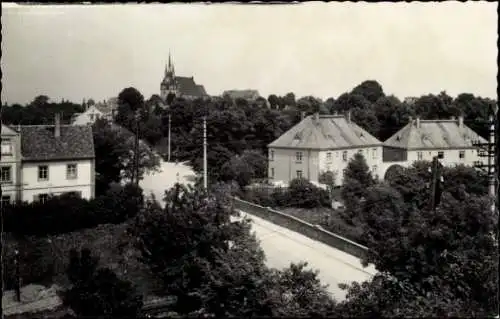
381 116 487 179
267 112 383 186
71 101 117 126
222 89 261 101
1 114 96 204
1 124 23 205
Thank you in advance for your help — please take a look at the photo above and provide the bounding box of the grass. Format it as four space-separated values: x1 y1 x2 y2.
278 206 366 246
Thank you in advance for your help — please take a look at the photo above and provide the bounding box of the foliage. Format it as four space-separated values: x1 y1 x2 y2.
63 248 143 318
131 183 337 317
341 153 376 213
287 178 330 209
3 184 144 236
351 80 385 104
92 118 160 194
221 150 267 187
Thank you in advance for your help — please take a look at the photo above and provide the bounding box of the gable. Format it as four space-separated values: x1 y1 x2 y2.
1 124 19 136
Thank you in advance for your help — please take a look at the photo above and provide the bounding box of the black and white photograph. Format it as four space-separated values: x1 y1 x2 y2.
1 2 498 318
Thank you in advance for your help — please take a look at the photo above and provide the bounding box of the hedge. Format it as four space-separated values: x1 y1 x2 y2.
3 183 144 236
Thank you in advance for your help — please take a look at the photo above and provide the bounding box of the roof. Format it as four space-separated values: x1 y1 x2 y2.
94 102 115 114
1 124 18 136
268 114 381 150
223 90 261 100
175 76 207 97
383 119 488 150
20 125 95 161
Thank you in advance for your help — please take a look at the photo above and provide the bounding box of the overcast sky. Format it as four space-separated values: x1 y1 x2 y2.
1 2 497 105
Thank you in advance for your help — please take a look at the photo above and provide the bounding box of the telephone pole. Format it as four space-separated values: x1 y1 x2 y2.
203 116 208 190
167 113 171 162
472 104 497 213
133 110 140 186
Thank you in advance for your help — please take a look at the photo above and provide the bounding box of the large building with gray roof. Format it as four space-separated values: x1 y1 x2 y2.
267 112 383 186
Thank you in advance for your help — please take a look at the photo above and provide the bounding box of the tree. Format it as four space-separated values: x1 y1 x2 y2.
268 94 280 109
64 248 143 318
283 92 296 108
92 119 160 194
373 95 414 141
351 80 385 104
341 153 376 213
221 150 267 187
287 178 329 209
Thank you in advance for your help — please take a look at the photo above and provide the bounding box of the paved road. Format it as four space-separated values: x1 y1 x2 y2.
140 160 377 301
235 211 376 301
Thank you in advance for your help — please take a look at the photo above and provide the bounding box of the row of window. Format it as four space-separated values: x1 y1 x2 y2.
268 166 379 180
0 164 78 183
0 191 83 205
269 149 378 163
416 150 466 160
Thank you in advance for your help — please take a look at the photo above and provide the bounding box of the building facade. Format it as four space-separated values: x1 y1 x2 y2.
1 124 22 205
160 53 208 101
268 113 383 187
1 114 96 204
71 101 117 126
381 116 487 178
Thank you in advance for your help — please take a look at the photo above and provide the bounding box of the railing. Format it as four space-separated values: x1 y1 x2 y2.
231 197 369 260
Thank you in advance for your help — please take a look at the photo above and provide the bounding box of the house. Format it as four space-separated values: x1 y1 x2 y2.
267 112 383 187
381 116 487 178
222 89 261 101
1 124 22 205
1 114 96 203
71 100 117 125
160 53 208 101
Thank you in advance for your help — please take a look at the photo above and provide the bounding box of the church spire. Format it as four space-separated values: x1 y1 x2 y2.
168 50 172 69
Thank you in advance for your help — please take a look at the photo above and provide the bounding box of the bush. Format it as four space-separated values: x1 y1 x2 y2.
288 178 330 209
3 234 55 290
4 183 144 236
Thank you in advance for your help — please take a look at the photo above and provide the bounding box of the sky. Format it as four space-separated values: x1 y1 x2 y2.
1 2 497 105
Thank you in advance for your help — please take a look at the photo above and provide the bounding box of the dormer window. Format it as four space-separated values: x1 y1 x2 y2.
294 133 301 140
396 136 401 141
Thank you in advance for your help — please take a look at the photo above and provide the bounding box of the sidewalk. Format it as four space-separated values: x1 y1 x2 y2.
2 284 63 316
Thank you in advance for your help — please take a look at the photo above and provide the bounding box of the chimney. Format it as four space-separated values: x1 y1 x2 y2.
346 110 351 123
55 113 61 138
458 115 464 128
416 117 421 129
301 111 306 120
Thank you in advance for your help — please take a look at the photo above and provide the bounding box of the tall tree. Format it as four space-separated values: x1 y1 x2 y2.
351 80 385 104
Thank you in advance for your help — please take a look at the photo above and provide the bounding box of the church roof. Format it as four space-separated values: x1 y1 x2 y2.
223 90 261 100
175 76 207 98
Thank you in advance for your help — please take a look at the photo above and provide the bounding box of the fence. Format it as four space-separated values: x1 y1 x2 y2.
231 197 368 260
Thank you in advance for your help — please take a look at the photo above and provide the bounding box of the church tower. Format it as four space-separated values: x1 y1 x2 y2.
160 52 178 101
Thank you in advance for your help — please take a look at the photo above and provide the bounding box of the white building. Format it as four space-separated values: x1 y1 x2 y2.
1 114 96 204
1 124 22 205
71 101 117 126
381 116 487 178
267 113 383 187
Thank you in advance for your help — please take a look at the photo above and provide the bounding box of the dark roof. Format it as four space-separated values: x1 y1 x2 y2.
175 76 206 97
383 119 487 150
268 115 381 150
223 90 260 100
20 125 95 161
196 85 207 96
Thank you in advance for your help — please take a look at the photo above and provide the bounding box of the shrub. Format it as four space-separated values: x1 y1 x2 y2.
288 178 329 209
4 183 144 236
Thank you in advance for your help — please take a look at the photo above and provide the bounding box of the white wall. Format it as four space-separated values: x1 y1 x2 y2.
21 159 94 202
318 146 383 185
1 133 22 202
268 146 383 187
72 106 105 125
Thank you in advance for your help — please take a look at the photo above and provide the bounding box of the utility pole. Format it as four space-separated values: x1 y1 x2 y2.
14 250 20 302
168 113 171 162
203 116 208 190
472 105 497 213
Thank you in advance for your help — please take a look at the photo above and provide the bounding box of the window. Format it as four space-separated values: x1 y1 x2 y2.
342 151 348 162
36 193 49 204
372 148 377 159
38 165 49 181
372 165 378 174
296 170 303 179
65 191 82 198
270 150 274 161
1 140 12 155
1 195 11 206
417 152 423 160
438 151 444 159
326 152 332 162
295 152 303 162
459 151 465 159
66 164 78 180
0 166 12 183
270 168 275 178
